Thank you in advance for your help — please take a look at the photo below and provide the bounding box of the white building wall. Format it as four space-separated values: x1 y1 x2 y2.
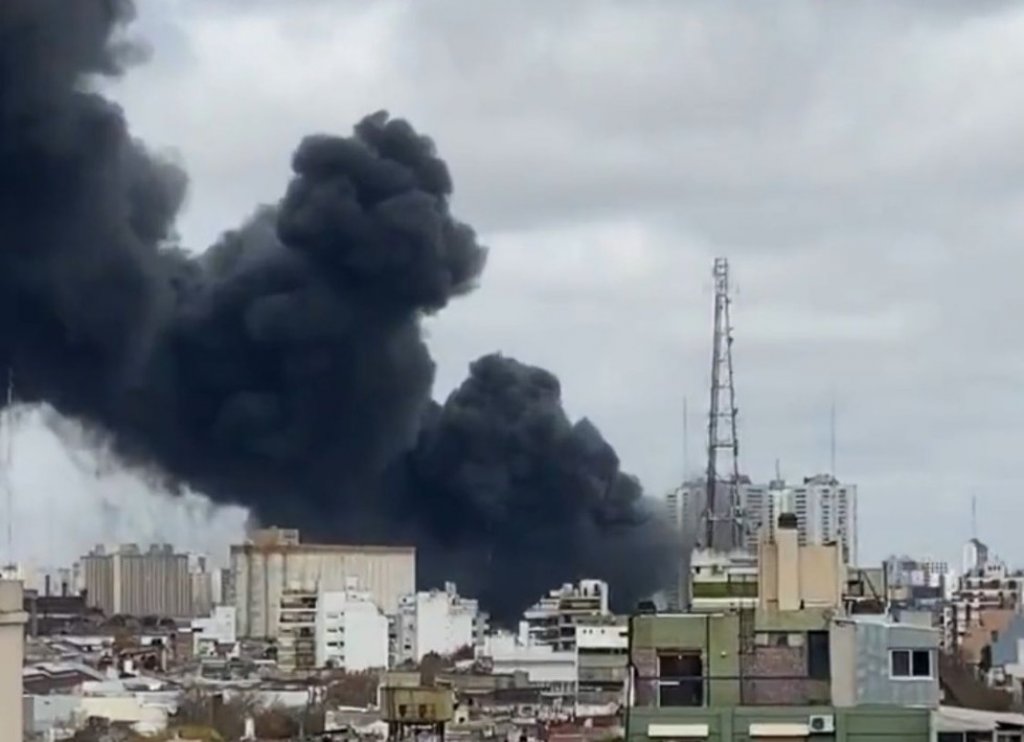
192 606 237 653
315 589 389 670
394 583 479 663
480 630 577 685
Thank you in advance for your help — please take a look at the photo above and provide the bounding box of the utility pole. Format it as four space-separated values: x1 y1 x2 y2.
702 258 742 550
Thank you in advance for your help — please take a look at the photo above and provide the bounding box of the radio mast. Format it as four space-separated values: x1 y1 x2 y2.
702 258 742 550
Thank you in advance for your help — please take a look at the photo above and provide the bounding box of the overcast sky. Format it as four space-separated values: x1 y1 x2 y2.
7 0 1024 572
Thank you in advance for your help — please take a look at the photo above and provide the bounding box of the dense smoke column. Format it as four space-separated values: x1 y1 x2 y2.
405 355 675 621
0 0 673 618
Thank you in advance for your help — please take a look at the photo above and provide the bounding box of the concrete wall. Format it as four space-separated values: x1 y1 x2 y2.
0 580 26 742
855 621 939 708
759 526 844 612
626 706 931 742
830 620 857 707
630 613 741 707
232 544 415 638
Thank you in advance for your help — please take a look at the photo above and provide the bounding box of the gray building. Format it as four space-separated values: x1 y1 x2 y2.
666 474 858 564
81 544 194 618
232 528 415 639
831 616 940 708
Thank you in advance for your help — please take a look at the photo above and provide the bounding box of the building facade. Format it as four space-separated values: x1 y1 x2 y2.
231 528 415 639
394 582 483 665
192 606 237 656
0 580 27 742
576 621 629 708
949 557 1024 650
665 475 857 563
316 585 389 670
523 579 610 651
277 587 317 671
81 544 194 618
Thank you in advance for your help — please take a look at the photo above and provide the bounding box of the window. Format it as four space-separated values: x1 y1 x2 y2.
657 651 703 707
890 649 932 678
807 631 831 679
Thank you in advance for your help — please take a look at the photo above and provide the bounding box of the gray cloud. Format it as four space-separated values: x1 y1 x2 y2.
10 0 1024 574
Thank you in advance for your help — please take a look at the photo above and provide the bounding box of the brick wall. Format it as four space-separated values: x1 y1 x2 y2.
740 646 829 705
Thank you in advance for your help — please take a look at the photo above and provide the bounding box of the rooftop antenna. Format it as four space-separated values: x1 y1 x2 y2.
971 495 977 541
683 396 689 481
702 257 742 551
830 396 837 477
775 458 782 482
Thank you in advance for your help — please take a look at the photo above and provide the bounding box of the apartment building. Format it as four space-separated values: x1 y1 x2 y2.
665 474 857 563
81 544 195 618
523 579 610 652
393 582 484 665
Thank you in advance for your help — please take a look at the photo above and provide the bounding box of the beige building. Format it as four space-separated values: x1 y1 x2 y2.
82 544 195 618
277 587 317 671
0 580 27 742
758 512 845 612
231 528 415 639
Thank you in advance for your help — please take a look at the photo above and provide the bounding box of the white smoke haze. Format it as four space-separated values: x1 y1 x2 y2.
3 407 246 567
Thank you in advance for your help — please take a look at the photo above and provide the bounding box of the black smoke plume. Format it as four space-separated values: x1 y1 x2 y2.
0 0 674 620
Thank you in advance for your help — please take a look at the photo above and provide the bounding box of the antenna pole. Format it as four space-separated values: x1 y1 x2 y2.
971 495 977 540
830 397 837 476
683 396 689 481
703 258 742 550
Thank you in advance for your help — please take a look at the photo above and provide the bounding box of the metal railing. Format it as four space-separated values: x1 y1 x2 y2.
630 673 832 708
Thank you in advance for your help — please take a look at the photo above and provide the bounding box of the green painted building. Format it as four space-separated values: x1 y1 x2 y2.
625 612 934 741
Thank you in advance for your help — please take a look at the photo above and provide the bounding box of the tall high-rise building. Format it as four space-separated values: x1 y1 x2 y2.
665 479 773 552
790 474 858 564
81 544 196 618
666 474 858 564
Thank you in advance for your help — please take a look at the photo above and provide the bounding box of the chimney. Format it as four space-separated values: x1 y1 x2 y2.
776 513 800 611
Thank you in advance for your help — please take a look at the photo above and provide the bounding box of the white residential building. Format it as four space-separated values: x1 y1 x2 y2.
524 580 610 652
192 606 237 656
664 479 773 552
790 474 858 564
963 538 990 574
316 583 389 671
479 622 577 689
394 582 483 665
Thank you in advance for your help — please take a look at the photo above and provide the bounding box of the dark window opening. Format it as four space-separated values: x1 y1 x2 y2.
807 631 831 680
658 651 703 707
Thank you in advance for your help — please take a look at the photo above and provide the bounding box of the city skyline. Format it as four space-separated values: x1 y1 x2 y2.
1 1 1023 573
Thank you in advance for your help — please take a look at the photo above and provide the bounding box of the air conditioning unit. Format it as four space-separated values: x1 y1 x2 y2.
808 714 835 734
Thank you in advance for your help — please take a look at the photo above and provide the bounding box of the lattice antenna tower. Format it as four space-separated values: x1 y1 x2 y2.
702 258 743 550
